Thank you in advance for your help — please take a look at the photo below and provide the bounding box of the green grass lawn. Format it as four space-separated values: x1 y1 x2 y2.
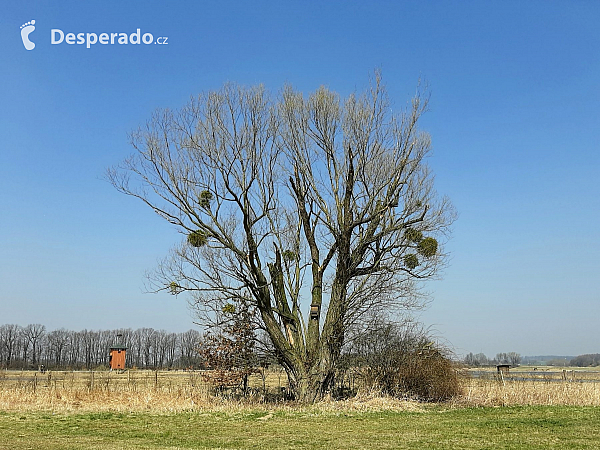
1 406 599 449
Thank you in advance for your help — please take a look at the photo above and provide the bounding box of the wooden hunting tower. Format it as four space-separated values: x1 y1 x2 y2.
496 364 510 375
109 334 127 370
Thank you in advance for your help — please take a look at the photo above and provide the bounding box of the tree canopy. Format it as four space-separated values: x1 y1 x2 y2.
108 73 455 401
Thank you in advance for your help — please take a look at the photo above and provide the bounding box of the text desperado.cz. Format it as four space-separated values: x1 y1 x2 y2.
51 29 168 48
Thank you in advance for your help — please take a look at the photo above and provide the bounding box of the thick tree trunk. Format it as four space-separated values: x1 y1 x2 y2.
290 363 336 403
297 377 325 403
279 335 341 402
258 269 347 402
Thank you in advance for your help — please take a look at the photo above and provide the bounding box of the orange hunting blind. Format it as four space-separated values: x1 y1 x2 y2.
109 342 127 370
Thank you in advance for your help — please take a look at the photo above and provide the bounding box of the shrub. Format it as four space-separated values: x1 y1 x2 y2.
394 350 462 401
345 321 462 401
199 300 262 396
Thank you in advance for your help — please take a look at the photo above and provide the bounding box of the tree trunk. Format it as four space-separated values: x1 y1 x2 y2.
284 345 339 402
292 368 337 402
295 374 322 403
242 373 248 395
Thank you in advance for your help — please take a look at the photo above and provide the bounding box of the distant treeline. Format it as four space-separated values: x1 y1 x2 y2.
0 324 203 370
464 352 600 368
520 355 573 367
570 354 600 367
463 352 521 367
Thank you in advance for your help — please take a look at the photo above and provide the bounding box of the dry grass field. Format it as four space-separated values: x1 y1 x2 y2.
460 372 600 407
1 369 229 413
1 367 600 412
2 368 600 449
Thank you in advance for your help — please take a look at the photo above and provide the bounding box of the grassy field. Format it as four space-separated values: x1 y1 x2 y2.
1 406 600 449
2 368 600 411
1 369 600 449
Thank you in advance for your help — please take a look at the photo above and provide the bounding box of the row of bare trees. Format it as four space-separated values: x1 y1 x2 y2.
463 351 521 367
0 324 202 370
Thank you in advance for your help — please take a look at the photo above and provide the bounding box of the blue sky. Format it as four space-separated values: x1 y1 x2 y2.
2 1 599 357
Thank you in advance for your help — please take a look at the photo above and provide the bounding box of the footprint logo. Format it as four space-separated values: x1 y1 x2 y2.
20 20 36 50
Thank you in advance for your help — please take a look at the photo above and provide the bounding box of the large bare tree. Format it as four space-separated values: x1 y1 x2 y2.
108 74 455 401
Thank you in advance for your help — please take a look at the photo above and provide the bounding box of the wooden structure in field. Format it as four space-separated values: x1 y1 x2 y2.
109 335 127 370
496 364 510 375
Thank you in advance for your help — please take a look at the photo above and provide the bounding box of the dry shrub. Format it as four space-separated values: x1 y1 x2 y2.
395 351 463 401
344 319 463 402
357 350 463 402
198 300 266 397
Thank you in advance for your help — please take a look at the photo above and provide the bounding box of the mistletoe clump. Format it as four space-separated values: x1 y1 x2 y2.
222 303 236 315
199 190 213 210
168 281 181 295
282 250 297 262
187 230 208 247
404 228 423 243
404 253 419 270
417 237 438 258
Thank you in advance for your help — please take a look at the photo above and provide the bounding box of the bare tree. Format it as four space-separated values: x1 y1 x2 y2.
81 330 99 369
0 324 21 368
495 353 511 365
22 324 46 368
153 330 173 368
140 328 156 368
19 331 30 369
67 330 82 369
164 332 179 368
46 328 69 368
179 329 202 368
108 74 455 401
506 352 521 366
